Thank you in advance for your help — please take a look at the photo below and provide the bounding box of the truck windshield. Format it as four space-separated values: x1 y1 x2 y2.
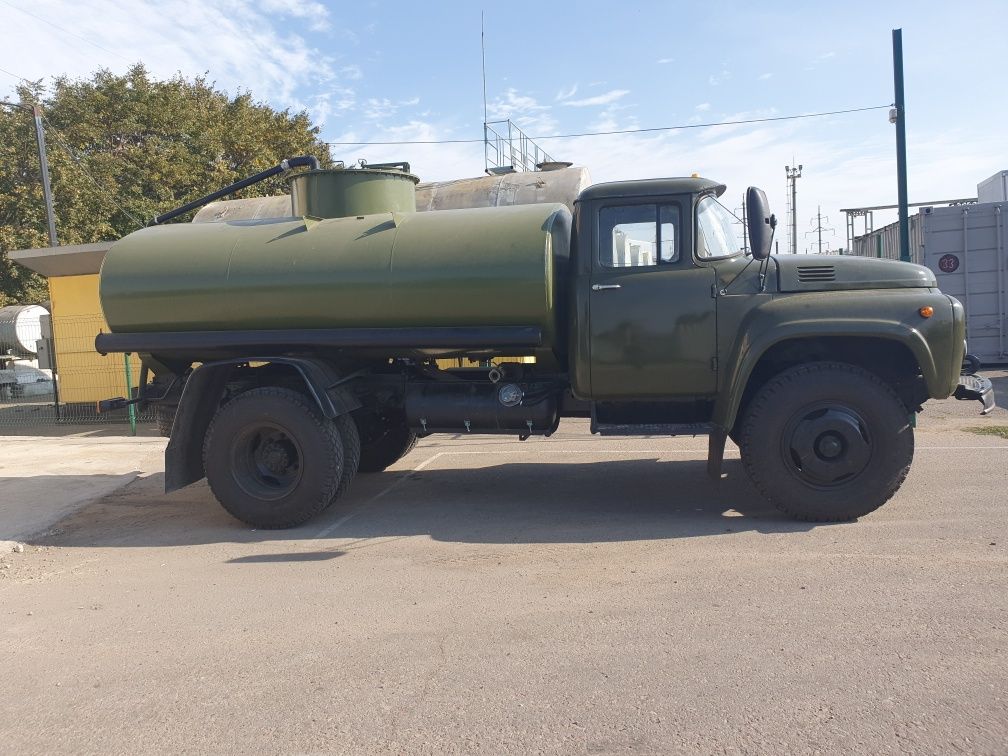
696 196 746 259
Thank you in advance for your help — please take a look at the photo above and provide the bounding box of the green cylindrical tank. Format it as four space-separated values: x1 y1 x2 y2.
98 202 572 353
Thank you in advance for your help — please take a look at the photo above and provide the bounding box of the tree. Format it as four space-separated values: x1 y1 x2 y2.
0 64 334 306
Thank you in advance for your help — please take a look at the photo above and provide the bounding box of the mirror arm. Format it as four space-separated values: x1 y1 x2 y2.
757 224 777 293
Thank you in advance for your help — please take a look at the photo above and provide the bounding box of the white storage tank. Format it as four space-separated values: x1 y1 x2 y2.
0 304 48 356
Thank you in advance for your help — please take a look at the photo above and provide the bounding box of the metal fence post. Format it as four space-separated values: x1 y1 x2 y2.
123 352 137 436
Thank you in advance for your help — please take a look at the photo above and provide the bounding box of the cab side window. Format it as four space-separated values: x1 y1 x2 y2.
600 204 679 268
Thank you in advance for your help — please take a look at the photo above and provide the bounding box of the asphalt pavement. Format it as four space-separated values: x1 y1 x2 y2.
1 380 1006 753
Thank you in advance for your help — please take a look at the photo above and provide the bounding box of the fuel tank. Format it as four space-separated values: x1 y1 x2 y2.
99 199 572 354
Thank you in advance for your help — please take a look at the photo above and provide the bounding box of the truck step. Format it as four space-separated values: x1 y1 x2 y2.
592 422 714 437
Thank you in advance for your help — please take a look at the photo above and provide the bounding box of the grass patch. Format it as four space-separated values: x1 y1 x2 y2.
965 425 1008 440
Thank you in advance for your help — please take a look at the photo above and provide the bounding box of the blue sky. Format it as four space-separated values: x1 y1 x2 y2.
2 0 1006 251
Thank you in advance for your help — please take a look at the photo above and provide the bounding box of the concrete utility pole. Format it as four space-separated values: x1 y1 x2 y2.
785 164 802 253
1 100 58 246
32 105 58 246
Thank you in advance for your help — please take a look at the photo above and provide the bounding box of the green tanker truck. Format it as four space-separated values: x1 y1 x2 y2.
95 157 994 528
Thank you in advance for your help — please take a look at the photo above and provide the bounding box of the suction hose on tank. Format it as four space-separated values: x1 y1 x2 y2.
149 155 320 226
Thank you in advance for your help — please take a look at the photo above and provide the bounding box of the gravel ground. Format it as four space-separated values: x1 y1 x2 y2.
0 379 1005 754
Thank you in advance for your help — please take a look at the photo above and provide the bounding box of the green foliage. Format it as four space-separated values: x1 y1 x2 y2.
0 64 333 306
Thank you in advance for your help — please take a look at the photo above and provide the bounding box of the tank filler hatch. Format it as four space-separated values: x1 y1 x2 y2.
288 161 420 219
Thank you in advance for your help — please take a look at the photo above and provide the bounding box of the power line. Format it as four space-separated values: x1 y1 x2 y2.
0 65 36 88
325 104 892 146
39 115 145 229
0 0 134 63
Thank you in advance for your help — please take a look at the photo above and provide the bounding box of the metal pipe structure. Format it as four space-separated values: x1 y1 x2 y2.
962 208 972 345
892 29 910 262
996 205 1005 359
150 155 320 225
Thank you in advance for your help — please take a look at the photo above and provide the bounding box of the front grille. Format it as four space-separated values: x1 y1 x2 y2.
796 265 836 282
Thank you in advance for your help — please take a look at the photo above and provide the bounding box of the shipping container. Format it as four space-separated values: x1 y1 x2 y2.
921 203 1007 364
978 170 1008 203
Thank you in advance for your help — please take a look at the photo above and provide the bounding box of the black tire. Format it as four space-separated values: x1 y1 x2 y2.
154 403 177 437
355 413 418 473
331 414 360 502
203 387 344 529
738 361 914 522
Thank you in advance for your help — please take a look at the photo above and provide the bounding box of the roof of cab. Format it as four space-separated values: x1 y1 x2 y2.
577 177 726 203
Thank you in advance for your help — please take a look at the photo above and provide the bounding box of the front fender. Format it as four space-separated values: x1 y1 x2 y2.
712 290 959 432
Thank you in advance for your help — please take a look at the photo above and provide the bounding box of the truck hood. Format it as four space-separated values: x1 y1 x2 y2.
776 255 936 293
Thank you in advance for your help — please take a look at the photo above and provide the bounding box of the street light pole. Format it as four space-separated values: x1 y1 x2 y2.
892 28 910 263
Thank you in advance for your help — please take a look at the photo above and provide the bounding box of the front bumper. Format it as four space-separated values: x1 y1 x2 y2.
954 373 996 415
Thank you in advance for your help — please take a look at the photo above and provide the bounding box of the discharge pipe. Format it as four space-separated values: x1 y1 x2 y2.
149 155 320 226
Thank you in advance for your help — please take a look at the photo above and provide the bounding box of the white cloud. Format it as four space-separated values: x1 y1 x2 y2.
759 72 773 80
555 84 578 101
656 57 674 64
561 89 630 107
486 89 555 136
258 0 331 31
695 103 711 112
0 0 342 111
487 89 549 116
362 96 421 120
709 68 731 86
340 65 363 80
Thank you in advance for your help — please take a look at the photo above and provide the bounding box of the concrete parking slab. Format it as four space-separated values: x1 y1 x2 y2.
0 435 165 545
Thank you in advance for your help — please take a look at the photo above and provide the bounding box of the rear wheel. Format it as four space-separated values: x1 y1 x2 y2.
203 387 344 529
355 412 417 473
738 362 914 521
331 414 360 501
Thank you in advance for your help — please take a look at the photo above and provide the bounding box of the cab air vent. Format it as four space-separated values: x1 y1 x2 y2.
796 265 836 282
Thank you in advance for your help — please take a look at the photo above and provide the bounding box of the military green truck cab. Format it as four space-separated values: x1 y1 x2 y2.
94 161 994 528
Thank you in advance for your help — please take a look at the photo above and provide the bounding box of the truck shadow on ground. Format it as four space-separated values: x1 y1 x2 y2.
32 457 827 550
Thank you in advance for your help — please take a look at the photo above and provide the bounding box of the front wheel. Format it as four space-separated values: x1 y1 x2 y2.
203 387 344 529
738 362 914 521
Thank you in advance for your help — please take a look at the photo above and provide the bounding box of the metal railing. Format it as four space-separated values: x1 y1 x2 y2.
483 119 554 174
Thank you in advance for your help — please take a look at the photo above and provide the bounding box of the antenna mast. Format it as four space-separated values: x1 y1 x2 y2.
481 12 488 128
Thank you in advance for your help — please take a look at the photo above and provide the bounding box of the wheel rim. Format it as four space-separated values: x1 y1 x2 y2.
231 422 303 500
781 403 872 488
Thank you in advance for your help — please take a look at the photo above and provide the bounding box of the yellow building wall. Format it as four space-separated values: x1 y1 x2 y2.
48 274 142 404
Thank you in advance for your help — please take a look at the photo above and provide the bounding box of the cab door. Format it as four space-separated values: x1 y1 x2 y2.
587 199 717 398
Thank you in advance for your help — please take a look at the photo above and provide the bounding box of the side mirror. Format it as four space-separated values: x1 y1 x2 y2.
745 187 777 260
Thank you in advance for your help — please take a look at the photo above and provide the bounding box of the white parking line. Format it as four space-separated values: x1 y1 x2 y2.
312 452 446 539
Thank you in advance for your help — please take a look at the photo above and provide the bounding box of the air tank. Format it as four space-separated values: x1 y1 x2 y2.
99 166 572 354
0 304 48 356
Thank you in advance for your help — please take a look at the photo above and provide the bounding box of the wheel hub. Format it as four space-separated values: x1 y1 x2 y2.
232 425 303 500
258 440 292 475
785 406 871 487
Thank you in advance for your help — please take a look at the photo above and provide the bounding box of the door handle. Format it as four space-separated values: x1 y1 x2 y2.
591 284 622 291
